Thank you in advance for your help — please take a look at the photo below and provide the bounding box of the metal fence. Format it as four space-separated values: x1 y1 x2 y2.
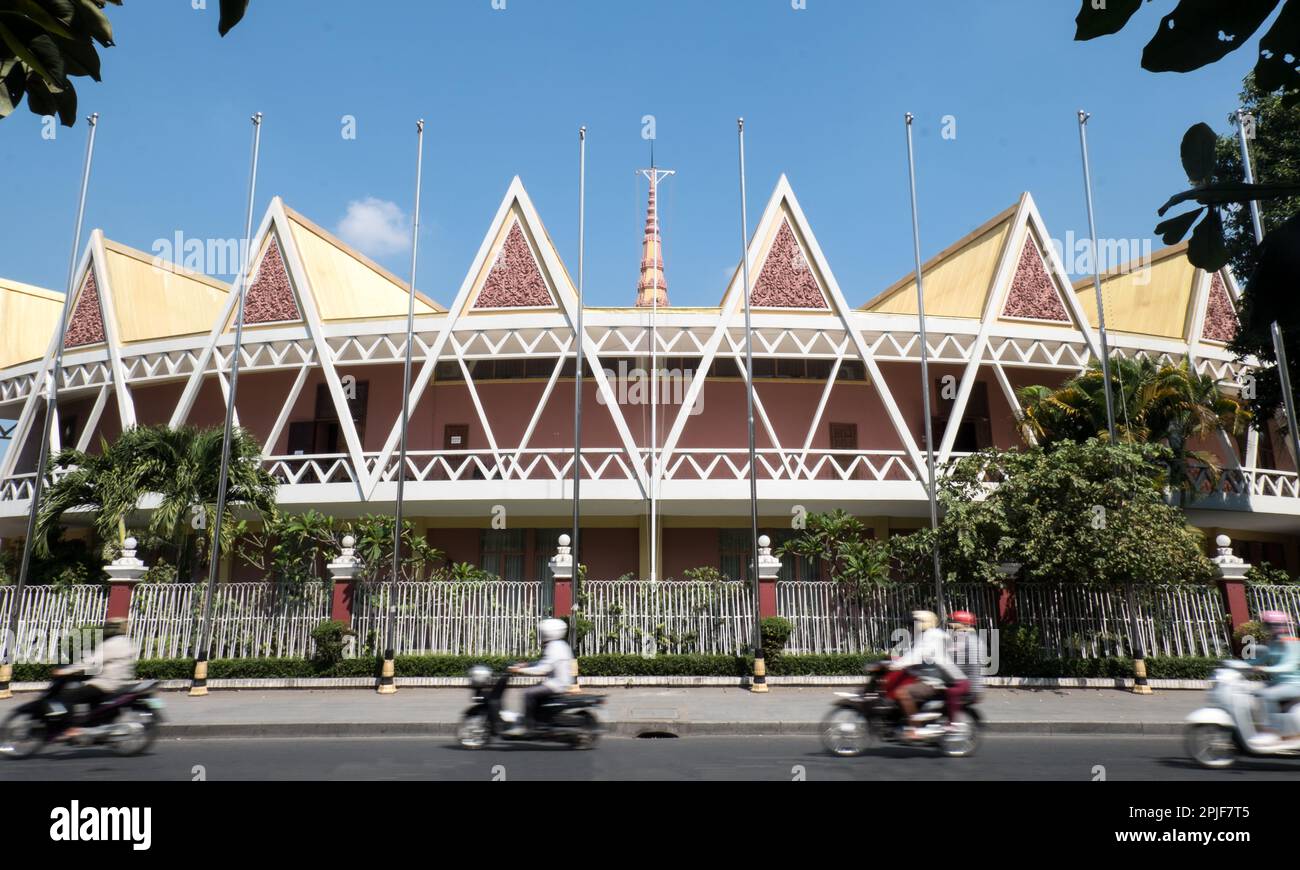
1246 584 1300 626
128 581 330 660
0 584 109 663
351 580 551 656
777 582 998 654
1015 584 1229 659
577 580 756 655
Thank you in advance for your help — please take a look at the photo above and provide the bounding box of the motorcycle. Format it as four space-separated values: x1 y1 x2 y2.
456 665 605 750
0 670 164 759
1185 659 1300 769
821 661 981 758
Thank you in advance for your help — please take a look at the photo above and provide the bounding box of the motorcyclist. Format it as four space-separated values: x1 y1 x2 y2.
945 610 984 727
51 616 137 739
509 618 573 734
890 610 964 739
1254 610 1300 739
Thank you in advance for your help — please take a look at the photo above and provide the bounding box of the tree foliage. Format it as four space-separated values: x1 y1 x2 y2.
0 0 250 127
1017 357 1249 494
777 509 892 597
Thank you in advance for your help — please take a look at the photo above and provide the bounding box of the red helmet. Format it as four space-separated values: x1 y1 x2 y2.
949 610 977 627
1261 610 1293 629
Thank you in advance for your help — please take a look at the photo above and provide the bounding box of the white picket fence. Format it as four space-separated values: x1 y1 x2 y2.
1015 584 1229 659
577 580 756 655
0 584 109 663
128 581 330 660
777 582 999 654
351 580 551 656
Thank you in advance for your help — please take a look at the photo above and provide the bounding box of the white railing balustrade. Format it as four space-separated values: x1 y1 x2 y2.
1015 584 1229 660
350 580 551 656
777 582 998 655
577 580 755 656
128 581 330 660
0 584 109 664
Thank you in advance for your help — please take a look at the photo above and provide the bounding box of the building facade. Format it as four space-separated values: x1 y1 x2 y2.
1 175 1297 581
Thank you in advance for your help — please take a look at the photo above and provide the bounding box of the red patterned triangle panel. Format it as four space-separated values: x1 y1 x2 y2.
1001 237 1070 322
243 237 301 324
1201 273 1238 343
750 220 828 309
474 221 554 308
64 270 106 348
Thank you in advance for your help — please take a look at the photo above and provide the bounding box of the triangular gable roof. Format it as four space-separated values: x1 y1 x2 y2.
1072 242 1200 340
0 278 62 370
993 195 1097 340
99 238 229 343
460 181 570 315
64 267 107 349
282 204 444 321
1199 270 1239 345
229 232 303 328
717 175 842 316
862 200 1018 317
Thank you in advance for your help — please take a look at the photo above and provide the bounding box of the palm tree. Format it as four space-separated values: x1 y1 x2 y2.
1018 357 1250 493
36 424 277 579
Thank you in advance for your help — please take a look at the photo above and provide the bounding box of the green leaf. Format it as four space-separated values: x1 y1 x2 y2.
1141 0 1279 73
0 0 75 40
56 35 100 80
1254 0 1300 96
1187 207 1229 271
72 0 114 47
0 20 54 83
218 0 249 37
1180 122 1217 183
1154 207 1202 244
1074 0 1143 41
1157 181 1300 214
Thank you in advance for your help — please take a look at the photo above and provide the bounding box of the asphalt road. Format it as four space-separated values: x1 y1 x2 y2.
4 734 1299 780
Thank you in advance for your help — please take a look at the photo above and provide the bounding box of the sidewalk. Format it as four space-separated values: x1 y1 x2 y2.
0 686 1205 738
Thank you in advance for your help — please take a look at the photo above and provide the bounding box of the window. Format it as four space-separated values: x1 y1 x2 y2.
827 422 859 480
481 529 526 580
58 413 78 449
286 381 369 455
932 379 991 452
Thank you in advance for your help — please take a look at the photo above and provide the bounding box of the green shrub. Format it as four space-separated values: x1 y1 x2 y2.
759 616 794 662
310 620 355 671
1233 620 1268 661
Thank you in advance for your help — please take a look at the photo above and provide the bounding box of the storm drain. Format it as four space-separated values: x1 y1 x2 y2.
636 730 680 739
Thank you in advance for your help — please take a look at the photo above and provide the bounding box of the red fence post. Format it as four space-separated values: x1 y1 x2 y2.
104 537 146 620
757 535 779 619
548 534 574 618
327 535 363 627
1211 534 1252 651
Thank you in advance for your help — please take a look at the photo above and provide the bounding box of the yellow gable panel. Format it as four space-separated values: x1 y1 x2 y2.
102 244 229 344
1073 249 1197 340
867 219 1010 319
287 214 440 321
0 280 62 369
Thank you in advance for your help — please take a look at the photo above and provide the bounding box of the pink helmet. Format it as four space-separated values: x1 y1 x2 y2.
1260 610 1293 628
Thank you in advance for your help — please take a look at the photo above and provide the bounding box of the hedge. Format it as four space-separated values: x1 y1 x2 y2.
11 652 1218 682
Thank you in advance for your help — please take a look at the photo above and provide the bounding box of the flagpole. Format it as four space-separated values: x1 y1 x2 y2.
0 114 100 699
1236 109 1300 466
379 119 426 695
191 112 263 696
1077 110 1118 442
570 125 586 649
903 113 946 620
737 118 767 693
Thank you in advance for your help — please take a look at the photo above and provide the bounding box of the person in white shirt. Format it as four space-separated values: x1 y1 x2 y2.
509 618 574 733
890 610 965 739
53 616 138 737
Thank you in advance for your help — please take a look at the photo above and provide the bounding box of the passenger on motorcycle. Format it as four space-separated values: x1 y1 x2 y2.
1255 610 1300 739
889 610 965 739
52 616 137 740
946 610 984 727
509 618 574 734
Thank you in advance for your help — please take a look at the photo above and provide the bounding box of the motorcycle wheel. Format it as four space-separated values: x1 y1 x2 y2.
110 708 158 757
1185 723 1237 769
569 711 600 750
457 711 492 750
939 712 980 758
0 710 46 760
821 707 872 757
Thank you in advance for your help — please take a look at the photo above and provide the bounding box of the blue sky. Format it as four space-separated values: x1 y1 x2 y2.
0 0 1264 309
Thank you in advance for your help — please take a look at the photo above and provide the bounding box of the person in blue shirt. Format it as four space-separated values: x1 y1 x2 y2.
1254 610 1300 739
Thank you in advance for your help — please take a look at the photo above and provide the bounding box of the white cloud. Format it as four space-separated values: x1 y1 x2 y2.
336 197 410 258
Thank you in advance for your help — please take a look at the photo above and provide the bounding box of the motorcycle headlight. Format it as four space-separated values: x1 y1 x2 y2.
468 665 492 687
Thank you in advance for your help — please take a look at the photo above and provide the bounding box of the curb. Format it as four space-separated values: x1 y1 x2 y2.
9 675 1211 692
153 719 1186 739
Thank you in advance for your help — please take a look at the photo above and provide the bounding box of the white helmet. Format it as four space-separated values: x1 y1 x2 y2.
539 618 568 642
911 610 938 632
